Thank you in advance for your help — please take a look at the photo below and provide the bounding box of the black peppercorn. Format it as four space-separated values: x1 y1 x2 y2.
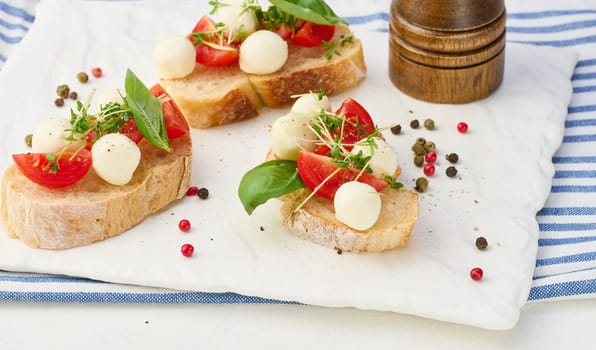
197 187 209 199
69 91 78 100
410 119 420 129
54 98 64 107
446 153 459 164
446 166 458 177
390 124 401 135
475 237 488 250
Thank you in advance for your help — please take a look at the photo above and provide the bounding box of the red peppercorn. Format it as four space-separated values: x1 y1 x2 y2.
423 163 435 176
178 219 191 232
424 151 437 163
186 186 199 196
470 267 483 281
457 122 468 133
181 243 194 257
91 67 103 78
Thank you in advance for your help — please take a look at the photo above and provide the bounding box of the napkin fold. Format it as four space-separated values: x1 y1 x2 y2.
0 0 589 330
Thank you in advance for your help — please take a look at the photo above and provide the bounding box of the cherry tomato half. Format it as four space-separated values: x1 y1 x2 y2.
150 84 190 139
190 16 239 67
291 22 335 47
314 98 376 155
13 150 92 188
296 151 387 201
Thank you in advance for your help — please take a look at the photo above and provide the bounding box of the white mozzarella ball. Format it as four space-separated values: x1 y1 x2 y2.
270 113 317 160
291 93 331 117
91 133 141 186
334 181 382 231
215 1 257 40
153 35 196 79
351 138 398 178
32 117 80 153
239 30 288 74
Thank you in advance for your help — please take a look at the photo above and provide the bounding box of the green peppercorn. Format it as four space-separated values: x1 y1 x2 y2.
415 137 426 145
446 153 459 164
24 134 33 148
77 71 89 83
69 91 78 100
197 187 209 199
475 236 488 250
446 166 458 177
56 84 70 99
414 155 424 167
54 97 64 107
412 143 425 156
390 124 401 135
414 177 428 193
423 141 436 153
423 118 435 130
410 119 420 129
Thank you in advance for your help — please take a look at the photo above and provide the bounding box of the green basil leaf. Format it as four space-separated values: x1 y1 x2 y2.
269 0 347 25
238 159 305 215
124 69 171 152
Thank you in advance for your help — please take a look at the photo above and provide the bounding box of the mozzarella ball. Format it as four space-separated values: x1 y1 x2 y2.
270 113 317 160
291 93 331 117
91 133 141 186
351 138 398 178
215 1 257 40
334 181 382 231
239 30 288 74
153 35 196 79
32 117 81 153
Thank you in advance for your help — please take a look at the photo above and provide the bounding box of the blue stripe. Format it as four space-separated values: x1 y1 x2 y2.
577 58 596 67
0 274 101 284
539 222 596 231
563 134 596 143
0 2 35 22
568 105 596 113
0 291 299 304
509 35 596 47
0 31 21 44
507 10 596 19
0 17 28 31
507 20 596 33
574 86 596 93
345 12 389 25
565 119 596 127
536 252 596 267
538 236 596 246
528 279 596 300
538 207 596 216
0 53 6 62
533 267 596 281
551 185 596 193
552 156 596 163
553 170 596 178
572 72 596 81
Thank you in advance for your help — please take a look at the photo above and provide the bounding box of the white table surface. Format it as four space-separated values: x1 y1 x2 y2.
1 299 595 349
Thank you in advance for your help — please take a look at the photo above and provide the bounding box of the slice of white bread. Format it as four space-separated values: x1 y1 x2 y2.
159 24 366 128
1 134 192 250
279 187 418 253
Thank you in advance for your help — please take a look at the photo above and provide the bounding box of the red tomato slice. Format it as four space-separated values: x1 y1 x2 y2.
272 23 293 41
314 98 376 155
13 151 92 189
120 119 144 143
297 151 387 201
190 16 239 67
291 22 335 47
150 84 190 139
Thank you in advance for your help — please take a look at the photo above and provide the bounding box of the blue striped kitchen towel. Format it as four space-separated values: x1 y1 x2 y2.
0 0 595 304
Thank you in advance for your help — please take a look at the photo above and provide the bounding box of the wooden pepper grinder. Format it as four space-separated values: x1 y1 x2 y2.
389 0 506 104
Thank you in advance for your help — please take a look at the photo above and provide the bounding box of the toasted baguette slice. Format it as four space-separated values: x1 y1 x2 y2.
279 187 418 253
160 24 366 128
248 24 366 108
1 134 192 250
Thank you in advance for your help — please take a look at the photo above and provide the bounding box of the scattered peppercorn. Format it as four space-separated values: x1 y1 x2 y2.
54 98 64 107
77 71 89 83
423 141 436 153
56 84 70 99
414 177 428 193
414 155 424 167
475 236 488 250
69 91 78 100
457 122 469 133
91 67 103 78
186 186 199 196
260 226 265 232
180 243 194 257
423 163 436 176
470 267 483 281
412 143 425 156
24 134 33 148
390 124 402 135
197 187 209 199
336 247 343 255
446 166 458 178
415 137 426 146
410 119 420 129
178 219 191 232
446 153 459 164
423 118 435 130
425 151 437 164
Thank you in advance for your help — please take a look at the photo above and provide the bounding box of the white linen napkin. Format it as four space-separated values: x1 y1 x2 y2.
0 0 578 330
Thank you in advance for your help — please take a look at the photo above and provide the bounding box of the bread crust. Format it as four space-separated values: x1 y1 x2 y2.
1 134 192 250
